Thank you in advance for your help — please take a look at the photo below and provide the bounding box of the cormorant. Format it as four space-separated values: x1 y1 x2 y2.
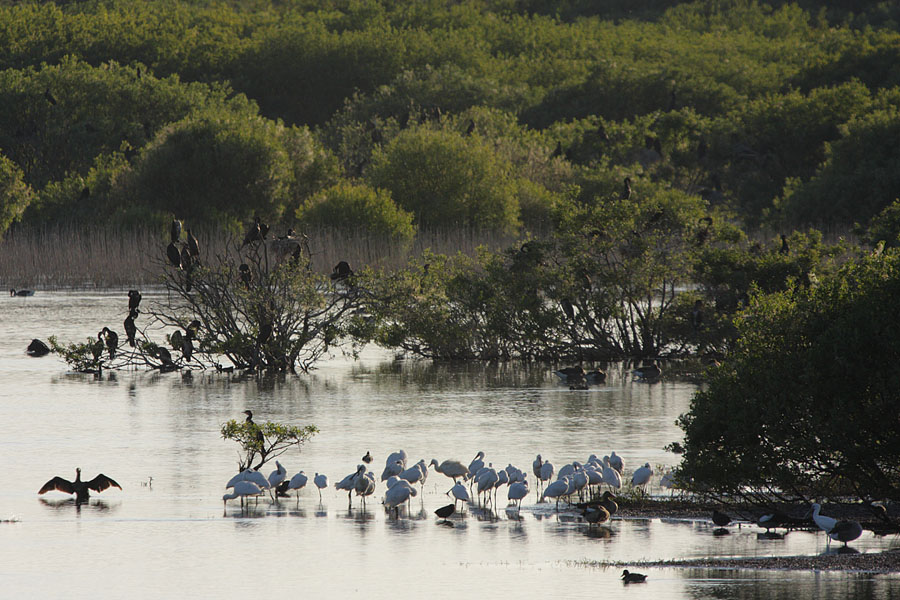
622 177 632 200
186 229 200 259
239 263 252 288
330 261 353 281
241 217 262 248
166 242 181 269
779 234 790 255
101 327 118 360
38 468 121 504
27 339 51 357
170 219 182 244
124 309 138 347
127 290 142 312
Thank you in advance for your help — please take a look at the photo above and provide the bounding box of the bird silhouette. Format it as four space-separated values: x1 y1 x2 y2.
124 309 138 347
362 451 372 464
166 242 181 269
27 339 51 357
127 290 142 312
330 261 353 281
712 509 732 527
779 234 790 255
39 468 121 503
9 289 34 297
100 327 118 359
239 264 252 288
621 570 647 583
186 229 200 259
435 503 455 521
170 219 182 244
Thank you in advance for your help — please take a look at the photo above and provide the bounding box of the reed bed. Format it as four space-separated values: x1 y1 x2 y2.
0 225 520 289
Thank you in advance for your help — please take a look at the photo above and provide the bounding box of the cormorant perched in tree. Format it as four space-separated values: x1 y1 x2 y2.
561 298 575 321
330 261 353 281
622 177 632 200
244 410 265 447
100 327 118 359
166 242 181 269
43 87 57 105
182 329 194 362
153 345 174 370
257 321 273 346
38 468 121 504
241 217 262 248
695 216 713 247
550 141 563 158
186 229 200 259
464 119 475 136
127 290 142 312
124 309 138 347
239 263 252 288
779 234 790 255
170 219 182 244
180 244 193 271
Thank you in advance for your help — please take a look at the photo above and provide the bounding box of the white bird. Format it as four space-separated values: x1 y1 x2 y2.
659 471 677 492
810 502 837 532
227 468 270 491
609 452 624 475
557 462 576 480
631 463 653 495
449 481 470 508
540 461 554 484
268 461 287 499
542 477 570 510
399 460 428 488
314 472 328 500
223 480 262 509
354 470 376 507
476 466 499 506
287 471 308 502
336 465 366 507
430 458 468 482
384 479 417 515
381 459 404 482
532 455 543 480
602 457 621 491
508 476 529 510
467 451 486 481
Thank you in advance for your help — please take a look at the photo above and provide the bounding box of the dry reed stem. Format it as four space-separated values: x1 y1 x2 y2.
0 225 518 289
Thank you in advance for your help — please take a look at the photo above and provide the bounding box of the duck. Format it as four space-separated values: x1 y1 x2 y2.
621 570 647 583
553 366 585 382
712 509 732 527
9 289 35 297
633 361 662 380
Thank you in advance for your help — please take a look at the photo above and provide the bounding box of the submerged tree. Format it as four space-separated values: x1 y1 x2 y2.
50 234 367 374
221 417 318 472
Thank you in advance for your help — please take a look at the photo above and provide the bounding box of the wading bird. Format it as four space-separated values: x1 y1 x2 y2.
430 458 468 482
314 473 327 500
38 468 121 503
435 503 455 522
223 480 261 510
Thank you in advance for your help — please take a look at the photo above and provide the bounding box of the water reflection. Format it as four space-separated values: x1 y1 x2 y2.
3 292 900 599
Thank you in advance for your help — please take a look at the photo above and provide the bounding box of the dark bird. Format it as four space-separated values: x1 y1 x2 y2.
27 339 51 357
779 234 790 255
435 503 456 522
691 300 703 331
582 505 610 526
153 345 174 368
166 242 181 269
600 491 618 516
124 309 138 347
180 244 193 271
242 217 262 248
695 216 713 247
560 298 575 321
9 289 35 296
712 509 732 527
244 410 265 445
279 228 296 239
621 570 647 584
239 263 252 288
331 260 353 281
622 177 632 200
43 87 57 105
38 468 121 504
90 334 105 363
101 327 118 360
257 321 273 346
633 361 662 380
362 451 372 464
585 369 607 384
170 219 182 244
259 221 269 241
181 329 194 362
127 290 142 312
79 186 90 200
553 366 585 382
829 520 864 547
550 141 563 158
186 229 200 259
464 119 475 136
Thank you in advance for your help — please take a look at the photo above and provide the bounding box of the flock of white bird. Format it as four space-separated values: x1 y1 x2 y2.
222 449 663 515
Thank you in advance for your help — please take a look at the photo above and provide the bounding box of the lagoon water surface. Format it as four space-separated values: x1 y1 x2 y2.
1 291 898 599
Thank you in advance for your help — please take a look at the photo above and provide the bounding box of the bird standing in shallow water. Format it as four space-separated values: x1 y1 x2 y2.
435 503 455 522
621 570 647 583
39 468 121 503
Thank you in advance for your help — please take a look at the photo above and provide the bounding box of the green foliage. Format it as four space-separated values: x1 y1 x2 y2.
0 152 31 237
47 335 104 373
367 128 520 232
858 199 900 249
677 250 900 501
296 182 415 241
776 106 900 226
221 418 318 472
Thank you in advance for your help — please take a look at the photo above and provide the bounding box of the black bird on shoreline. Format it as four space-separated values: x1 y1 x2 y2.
38 468 121 504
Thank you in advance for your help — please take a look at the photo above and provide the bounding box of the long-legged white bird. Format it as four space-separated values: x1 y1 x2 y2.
631 463 653 496
354 470 376 507
602 457 621 492
811 503 863 548
336 465 366 508
314 472 328 500
287 471 308 504
508 475 529 511
449 481 470 509
542 476 570 510
223 480 262 511
609 451 624 475
268 460 287 501
430 458 468 482
384 479 417 516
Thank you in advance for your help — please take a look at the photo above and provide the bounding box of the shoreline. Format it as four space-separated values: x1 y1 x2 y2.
613 548 900 573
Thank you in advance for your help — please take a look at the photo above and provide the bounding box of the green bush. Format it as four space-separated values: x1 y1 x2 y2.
0 152 32 237
367 128 520 232
297 182 415 241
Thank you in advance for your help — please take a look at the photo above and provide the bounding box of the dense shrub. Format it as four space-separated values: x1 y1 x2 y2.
297 182 415 241
0 152 32 237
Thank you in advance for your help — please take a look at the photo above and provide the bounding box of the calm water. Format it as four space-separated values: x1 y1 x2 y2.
1 291 898 599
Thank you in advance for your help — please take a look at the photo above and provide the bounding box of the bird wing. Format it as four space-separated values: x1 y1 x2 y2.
39 477 75 495
86 474 122 493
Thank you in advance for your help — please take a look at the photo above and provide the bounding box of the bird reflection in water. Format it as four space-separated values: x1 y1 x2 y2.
38 497 115 515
